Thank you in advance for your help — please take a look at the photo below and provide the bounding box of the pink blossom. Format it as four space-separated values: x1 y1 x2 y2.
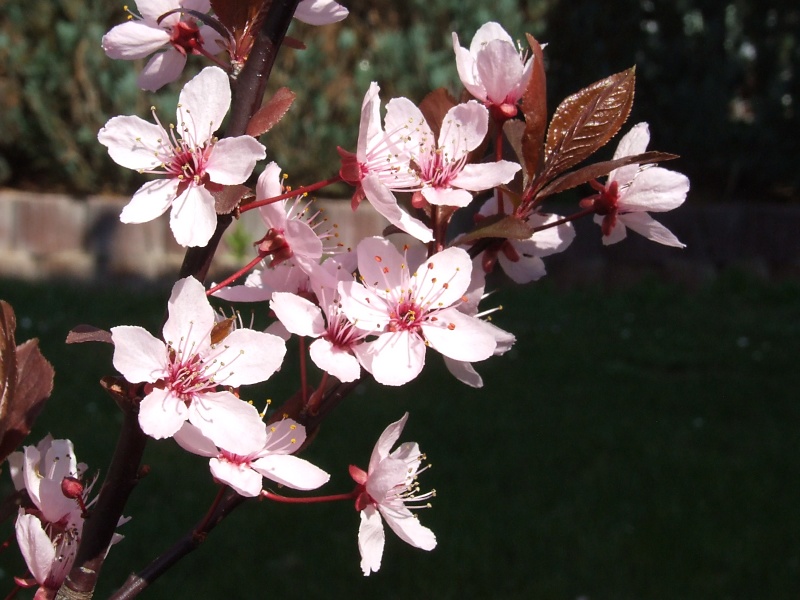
295 0 349 25
253 162 334 268
384 98 521 207
580 122 690 247
338 237 497 386
338 83 434 242
271 255 370 383
174 418 329 497
110 276 286 454
349 413 436 576
211 260 312 303
102 0 224 91
452 22 534 118
476 192 576 284
8 438 125 598
98 66 266 247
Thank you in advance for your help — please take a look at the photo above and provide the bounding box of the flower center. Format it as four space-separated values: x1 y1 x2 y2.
167 352 215 403
169 20 203 56
388 299 423 332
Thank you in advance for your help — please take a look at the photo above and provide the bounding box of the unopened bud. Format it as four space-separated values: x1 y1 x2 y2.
61 476 84 500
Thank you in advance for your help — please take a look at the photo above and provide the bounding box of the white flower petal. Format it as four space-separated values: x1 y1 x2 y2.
168 184 217 247
358 505 385 576
621 167 690 212
422 309 496 362
210 328 286 387
111 325 168 384
378 504 437 551
16 513 56 585
619 212 685 248
444 356 484 388
366 331 426 386
309 338 361 382
120 178 180 224
177 66 230 145
173 422 219 458
271 292 326 337
205 136 266 185
451 160 521 192
439 101 488 161
102 21 170 60
360 174 433 242
294 0 348 25
252 454 330 490
98 115 168 170
209 458 263 497
162 276 216 353
139 387 189 440
189 391 267 455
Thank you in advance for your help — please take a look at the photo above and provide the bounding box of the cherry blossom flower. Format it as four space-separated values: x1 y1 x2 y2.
384 98 521 207
338 82 434 243
271 255 370 383
475 192 576 284
452 21 534 118
110 276 286 454
174 418 329 497
8 438 125 599
295 0 349 25
102 0 224 91
338 237 497 386
253 162 335 268
580 122 690 248
98 66 266 247
211 260 311 303
349 413 436 576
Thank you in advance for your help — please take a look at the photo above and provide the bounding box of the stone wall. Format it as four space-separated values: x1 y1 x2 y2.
1 189 799 285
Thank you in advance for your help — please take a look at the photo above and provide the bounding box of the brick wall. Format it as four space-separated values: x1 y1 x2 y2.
2 189 799 285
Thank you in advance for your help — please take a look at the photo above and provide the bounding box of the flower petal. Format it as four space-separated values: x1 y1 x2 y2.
439 101 488 161
476 40 526 105
422 309 496 362
271 292 326 337
309 338 361 382
365 331 426 386
451 160 520 192
209 458 263 497
378 503 437 551
360 174 433 242
189 391 267 455
252 454 330 490
111 325 168 383
209 328 287 387
15 513 56 585
177 66 230 145
621 167 690 212
169 184 217 247
358 505 385 576
162 276 216 353
98 115 168 170
139 387 189 440
173 422 219 457
619 212 685 248
205 136 266 185
138 49 187 92
294 0 349 25
102 21 170 60
119 178 179 224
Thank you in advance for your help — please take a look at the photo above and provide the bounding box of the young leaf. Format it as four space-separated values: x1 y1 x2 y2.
66 324 113 345
247 87 297 137
211 0 266 34
543 67 635 180
214 184 254 215
520 33 547 180
537 151 678 199
457 214 534 245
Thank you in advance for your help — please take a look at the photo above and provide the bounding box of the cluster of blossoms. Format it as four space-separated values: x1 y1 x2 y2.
7 437 126 599
4 3 690 594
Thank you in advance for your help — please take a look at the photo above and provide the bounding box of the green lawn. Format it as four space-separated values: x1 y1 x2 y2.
1 273 798 599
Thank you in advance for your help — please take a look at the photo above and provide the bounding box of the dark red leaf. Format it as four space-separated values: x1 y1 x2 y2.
66 325 113 345
520 33 548 180
543 67 636 181
247 87 297 137
458 214 534 245
214 184 254 215
537 151 679 199
0 300 54 463
210 0 265 34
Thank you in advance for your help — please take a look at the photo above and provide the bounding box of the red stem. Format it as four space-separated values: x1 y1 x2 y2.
531 207 596 232
206 253 265 296
195 487 228 534
305 371 329 415
261 489 358 504
240 174 342 213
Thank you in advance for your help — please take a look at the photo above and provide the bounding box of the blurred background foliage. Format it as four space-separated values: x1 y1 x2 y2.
0 0 798 199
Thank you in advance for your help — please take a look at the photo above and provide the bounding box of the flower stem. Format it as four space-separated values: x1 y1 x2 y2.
205 254 265 296
531 207 595 232
261 489 358 504
240 174 343 213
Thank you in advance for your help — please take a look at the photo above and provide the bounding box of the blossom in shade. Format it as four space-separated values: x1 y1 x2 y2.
295 0 349 25
8 437 126 598
110 276 286 454
338 82 433 243
338 237 497 386
271 255 370 383
475 192 576 284
452 21 534 118
349 413 436 576
98 66 266 247
580 122 690 248
383 98 521 207
174 418 330 497
102 0 224 91
253 162 335 268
